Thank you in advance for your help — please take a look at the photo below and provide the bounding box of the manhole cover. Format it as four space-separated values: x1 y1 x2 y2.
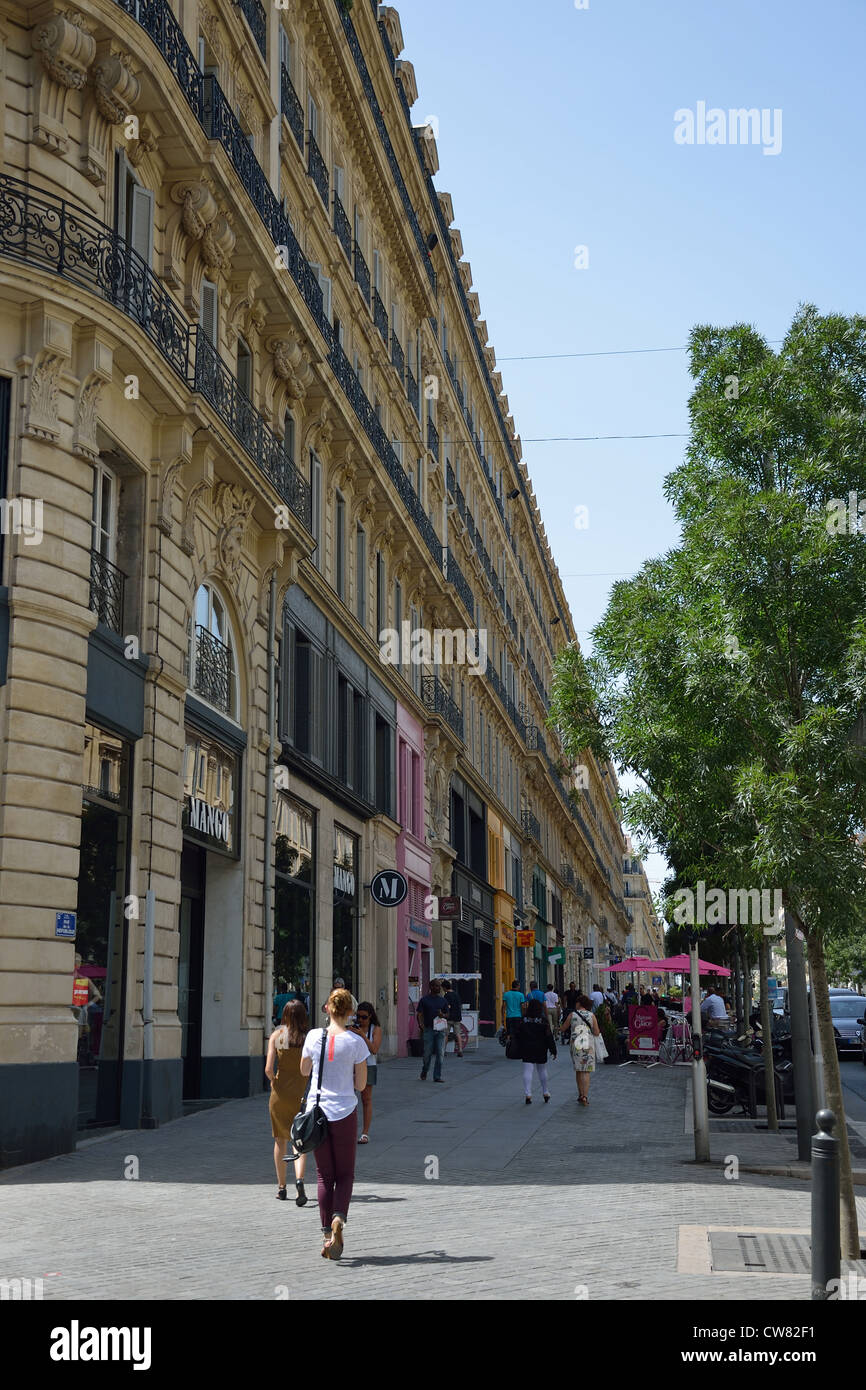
709 1231 810 1274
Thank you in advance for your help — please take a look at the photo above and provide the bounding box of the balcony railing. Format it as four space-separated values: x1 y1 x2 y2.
307 131 329 206
0 176 313 532
390 329 405 381
421 675 463 741
194 623 233 713
372 288 388 343
89 549 125 633
235 0 266 60
354 241 371 302
333 193 352 260
115 0 204 120
280 64 304 151
446 550 474 620
521 808 541 843
427 416 440 461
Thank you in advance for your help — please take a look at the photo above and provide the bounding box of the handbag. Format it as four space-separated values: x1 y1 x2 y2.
593 1031 609 1062
290 1031 329 1155
505 1026 523 1060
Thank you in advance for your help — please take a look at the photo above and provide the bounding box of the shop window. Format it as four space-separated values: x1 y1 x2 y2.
374 713 392 815
274 793 316 1019
292 627 323 764
333 826 358 993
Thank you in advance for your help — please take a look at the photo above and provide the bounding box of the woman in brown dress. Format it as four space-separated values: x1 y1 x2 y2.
265 999 310 1204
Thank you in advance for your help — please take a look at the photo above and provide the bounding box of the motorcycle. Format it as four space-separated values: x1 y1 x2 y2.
704 1028 794 1116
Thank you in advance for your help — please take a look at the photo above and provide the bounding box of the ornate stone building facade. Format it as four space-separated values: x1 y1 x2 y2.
0 0 630 1166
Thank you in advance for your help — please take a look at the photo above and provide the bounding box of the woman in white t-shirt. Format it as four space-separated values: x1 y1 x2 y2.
300 987 369 1259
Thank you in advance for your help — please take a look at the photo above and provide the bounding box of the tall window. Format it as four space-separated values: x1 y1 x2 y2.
335 491 345 601
376 551 385 636
190 582 239 720
91 463 116 562
310 452 322 569
284 412 295 465
200 280 218 342
355 524 366 628
394 578 402 638
237 337 252 398
115 152 153 266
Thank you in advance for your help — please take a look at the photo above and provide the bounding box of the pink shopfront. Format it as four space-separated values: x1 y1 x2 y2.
396 702 432 1056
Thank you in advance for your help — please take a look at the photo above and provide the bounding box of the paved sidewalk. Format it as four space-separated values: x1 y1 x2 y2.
2 1042 864 1300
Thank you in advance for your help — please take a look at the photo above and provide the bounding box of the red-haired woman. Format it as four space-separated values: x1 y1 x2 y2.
300 987 369 1259
266 999 310 1204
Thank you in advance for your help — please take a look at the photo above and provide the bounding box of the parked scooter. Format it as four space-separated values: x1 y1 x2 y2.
704 1028 794 1116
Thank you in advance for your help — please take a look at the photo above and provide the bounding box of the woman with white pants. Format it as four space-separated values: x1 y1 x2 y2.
515 998 558 1103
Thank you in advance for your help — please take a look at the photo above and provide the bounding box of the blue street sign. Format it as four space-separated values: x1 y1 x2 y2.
55 911 77 939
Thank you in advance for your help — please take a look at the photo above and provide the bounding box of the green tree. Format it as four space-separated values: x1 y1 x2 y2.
551 305 866 1257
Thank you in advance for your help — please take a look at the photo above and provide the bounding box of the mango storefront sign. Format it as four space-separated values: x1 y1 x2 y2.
182 729 238 855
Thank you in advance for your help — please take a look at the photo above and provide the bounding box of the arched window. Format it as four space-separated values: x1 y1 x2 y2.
189 582 240 720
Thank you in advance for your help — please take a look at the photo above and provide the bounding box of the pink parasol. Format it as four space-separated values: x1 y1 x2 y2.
598 956 659 972
654 954 731 977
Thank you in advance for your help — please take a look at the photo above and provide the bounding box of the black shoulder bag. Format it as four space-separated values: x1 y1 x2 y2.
290 1031 330 1154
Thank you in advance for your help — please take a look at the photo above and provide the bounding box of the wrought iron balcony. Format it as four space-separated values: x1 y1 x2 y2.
280 64 304 151
328 339 442 568
235 0 266 60
446 550 474 620
372 288 388 342
421 675 463 741
307 132 329 207
427 416 440 461
407 364 419 415
115 0 204 121
89 549 125 634
390 330 405 381
332 193 351 260
521 808 541 844
563 865 576 888
194 623 233 713
354 241 371 302
192 328 311 529
523 722 547 756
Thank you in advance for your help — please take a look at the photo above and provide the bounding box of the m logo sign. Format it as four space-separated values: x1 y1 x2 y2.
370 870 408 907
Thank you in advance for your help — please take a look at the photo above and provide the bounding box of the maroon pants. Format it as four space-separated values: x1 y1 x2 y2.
314 1112 358 1227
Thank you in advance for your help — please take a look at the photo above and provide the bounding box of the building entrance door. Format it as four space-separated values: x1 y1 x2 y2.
179 844 206 1100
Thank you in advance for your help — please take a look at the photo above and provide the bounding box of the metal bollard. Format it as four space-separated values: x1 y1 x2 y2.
811 1108 840 1300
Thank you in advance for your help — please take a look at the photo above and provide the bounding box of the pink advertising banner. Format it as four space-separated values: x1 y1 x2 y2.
628 1004 660 1058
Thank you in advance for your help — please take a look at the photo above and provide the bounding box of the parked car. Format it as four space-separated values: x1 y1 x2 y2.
826 994 866 1056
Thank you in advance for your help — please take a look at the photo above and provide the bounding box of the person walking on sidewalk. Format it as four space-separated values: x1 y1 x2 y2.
526 979 546 1008
561 992 601 1106
516 998 557 1104
266 999 311 1204
300 987 369 1259
441 979 465 1058
543 982 560 1039
502 979 525 1039
416 979 449 1081
350 1002 382 1143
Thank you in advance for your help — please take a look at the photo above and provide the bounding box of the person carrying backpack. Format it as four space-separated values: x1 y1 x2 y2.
561 992 601 1106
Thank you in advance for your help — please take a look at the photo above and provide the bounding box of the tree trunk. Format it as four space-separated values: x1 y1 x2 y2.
759 937 778 1132
743 936 753 1025
734 932 745 1037
807 931 860 1260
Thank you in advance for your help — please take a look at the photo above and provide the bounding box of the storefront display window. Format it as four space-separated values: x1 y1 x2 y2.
274 793 315 1020
332 825 358 994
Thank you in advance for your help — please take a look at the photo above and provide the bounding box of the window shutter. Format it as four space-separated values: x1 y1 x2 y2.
129 182 153 265
200 280 218 342
279 26 291 73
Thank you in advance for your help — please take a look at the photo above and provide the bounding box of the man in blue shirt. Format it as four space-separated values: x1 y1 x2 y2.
502 979 525 1038
526 979 546 1008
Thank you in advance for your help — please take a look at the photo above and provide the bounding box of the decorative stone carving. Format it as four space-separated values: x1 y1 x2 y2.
25 351 64 439
335 444 356 493
303 401 334 461
73 374 105 460
126 120 158 169
32 9 95 152
213 481 255 580
171 181 235 278
198 4 224 63
81 43 140 184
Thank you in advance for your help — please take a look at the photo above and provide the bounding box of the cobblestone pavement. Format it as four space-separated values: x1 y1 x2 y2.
3 1042 864 1300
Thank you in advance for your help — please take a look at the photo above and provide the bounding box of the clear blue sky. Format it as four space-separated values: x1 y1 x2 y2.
397 0 866 891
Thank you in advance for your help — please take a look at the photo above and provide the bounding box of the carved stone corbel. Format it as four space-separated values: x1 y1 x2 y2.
213 481 255 581
180 441 216 556
81 42 140 185
31 8 95 153
303 400 334 463
157 418 196 536
22 351 66 441
73 375 105 461
269 334 313 411
126 120 158 169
